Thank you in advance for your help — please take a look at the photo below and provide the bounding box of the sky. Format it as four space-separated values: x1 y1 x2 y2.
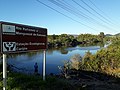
0 0 120 35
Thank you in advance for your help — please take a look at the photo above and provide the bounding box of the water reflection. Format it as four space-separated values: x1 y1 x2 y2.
8 45 104 75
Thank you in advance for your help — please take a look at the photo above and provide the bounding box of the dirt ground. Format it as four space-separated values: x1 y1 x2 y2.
60 70 120 90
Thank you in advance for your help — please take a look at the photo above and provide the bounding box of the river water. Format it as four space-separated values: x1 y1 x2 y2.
7 45 103 75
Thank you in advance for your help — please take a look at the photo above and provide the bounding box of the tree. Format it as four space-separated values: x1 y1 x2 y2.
70 54 82 70
99 32 105 42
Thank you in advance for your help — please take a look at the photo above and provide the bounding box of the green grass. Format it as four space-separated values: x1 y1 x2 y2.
0 61 85 90
0 67 84 90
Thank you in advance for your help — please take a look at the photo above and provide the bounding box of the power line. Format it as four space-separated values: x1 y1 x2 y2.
48 0 89 20
88 0 120 28
88 0 111 21
80 0 112 25
55 0 115 31
58 0 93 21
48 0 111 32
36 0 119 33
57 0 97 22
36 0 98 32
72 0 111 26
72 0 119 32
81 0 119 32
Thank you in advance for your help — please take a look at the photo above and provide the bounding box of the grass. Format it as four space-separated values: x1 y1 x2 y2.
0 56 77 90
0 63 120 90
0 62 84 90
0 72 76 90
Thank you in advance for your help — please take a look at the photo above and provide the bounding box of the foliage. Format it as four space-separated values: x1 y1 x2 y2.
48 34 76 48
0 63 2 72
48 33 109 48
70 54 82 70
62 37 120 77
77 34 98 42
99 32 105 42
0 63 2 90
82 37 120 77
0 71 78 90
77 32 106 43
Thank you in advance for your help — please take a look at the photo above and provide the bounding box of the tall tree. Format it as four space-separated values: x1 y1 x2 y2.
99 32 105 42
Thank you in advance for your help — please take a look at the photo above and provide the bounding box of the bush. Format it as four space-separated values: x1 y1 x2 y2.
70 54 82 70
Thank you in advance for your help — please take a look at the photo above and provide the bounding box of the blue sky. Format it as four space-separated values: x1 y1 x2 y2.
0 0 120 35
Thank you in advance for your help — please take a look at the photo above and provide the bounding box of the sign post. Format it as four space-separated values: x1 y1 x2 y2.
43 50 46 81
0 21 47 89
3 54 7 90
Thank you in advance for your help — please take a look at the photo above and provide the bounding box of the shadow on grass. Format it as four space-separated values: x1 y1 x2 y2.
66 69 120 90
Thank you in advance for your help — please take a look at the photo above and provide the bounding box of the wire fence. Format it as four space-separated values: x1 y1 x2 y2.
8 64 34 75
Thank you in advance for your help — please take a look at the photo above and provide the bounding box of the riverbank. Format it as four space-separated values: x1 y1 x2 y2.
0 63 120 90
0 63 84 90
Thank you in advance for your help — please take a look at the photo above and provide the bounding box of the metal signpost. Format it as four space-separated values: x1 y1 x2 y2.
43 50 46 81
3 54 7 90
0 21 47 90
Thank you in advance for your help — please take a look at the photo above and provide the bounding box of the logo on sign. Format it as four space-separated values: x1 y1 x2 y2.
3 42 16 52
2 24 15 33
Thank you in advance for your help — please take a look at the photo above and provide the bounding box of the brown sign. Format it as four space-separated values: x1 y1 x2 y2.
0 21 47 53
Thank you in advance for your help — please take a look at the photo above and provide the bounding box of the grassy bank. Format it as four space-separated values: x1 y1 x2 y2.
0 59 120 90
1 70 119 90
0 63 84 90
0 73 74 90
5 73 73 90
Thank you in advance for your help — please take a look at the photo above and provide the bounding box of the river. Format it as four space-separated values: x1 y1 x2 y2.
7 45 104 75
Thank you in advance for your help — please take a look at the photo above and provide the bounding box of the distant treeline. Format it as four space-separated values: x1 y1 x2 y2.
48 32 111 48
